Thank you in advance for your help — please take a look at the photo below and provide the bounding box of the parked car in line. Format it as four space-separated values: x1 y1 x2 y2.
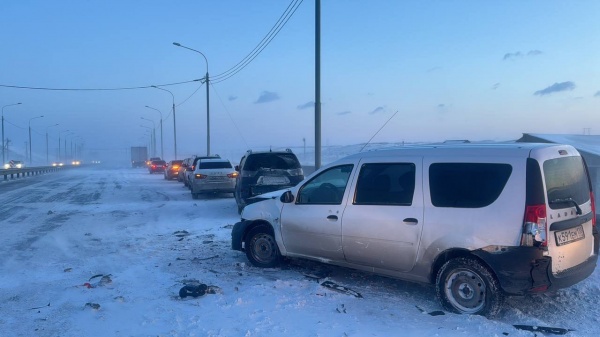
184 155 221 188
3 160 24 169
148 160 166 174
232 143 598 316
190 158 238 199
164 160 184 180
146 157 161 166
177 158 193 182
234 149 304 214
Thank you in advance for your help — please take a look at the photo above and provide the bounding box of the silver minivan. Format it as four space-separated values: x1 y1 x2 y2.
231 143 598 316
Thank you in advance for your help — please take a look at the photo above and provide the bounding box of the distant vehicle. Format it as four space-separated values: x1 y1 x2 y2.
184 155 221 188
190 158 237 199
148 160 166 174
234 149 304 214
232 143 598 316
71 160 81 165
3 160 24 169
51 162 64 167
177 158 193 182
146 157 161 166
131 147 148 168
164 160 183 180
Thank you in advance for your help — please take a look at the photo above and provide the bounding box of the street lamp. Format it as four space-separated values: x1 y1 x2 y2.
46 123 59 164
145 105 164 159
28 115 44 165
140 117 156 157
151 86 177 159
58 130 70 162
140 127 153 152
173 42 211 156
2 102 22 164
64 132 74 162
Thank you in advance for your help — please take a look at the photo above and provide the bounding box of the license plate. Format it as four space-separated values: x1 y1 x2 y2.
555 225 585 246
260 176 290 185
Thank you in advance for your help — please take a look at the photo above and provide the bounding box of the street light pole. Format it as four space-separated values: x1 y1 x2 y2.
58 130 69 162
173 42 210 156
2 102 22 164
28 115 44 165
46 123 59 164
152 86 177 159
145 106 164 159
141 117 156 157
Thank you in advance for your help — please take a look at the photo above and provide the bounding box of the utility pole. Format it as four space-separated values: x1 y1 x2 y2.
315 0 322 169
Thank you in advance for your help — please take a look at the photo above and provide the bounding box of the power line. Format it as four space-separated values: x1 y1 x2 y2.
209 82 249 149
211 0 304 84
0 79 201 91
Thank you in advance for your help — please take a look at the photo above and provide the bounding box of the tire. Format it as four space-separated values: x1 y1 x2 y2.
435 257 503 317
245 225 281 268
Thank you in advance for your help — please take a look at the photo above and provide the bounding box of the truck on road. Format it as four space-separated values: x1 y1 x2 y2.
131 146 148 168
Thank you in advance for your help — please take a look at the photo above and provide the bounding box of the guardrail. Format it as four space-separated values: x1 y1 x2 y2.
0 166 66 181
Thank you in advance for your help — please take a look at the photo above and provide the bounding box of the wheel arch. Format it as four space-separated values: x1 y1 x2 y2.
429 248 498 284
241 220 276 251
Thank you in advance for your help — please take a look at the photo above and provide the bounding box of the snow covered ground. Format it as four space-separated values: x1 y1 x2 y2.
1 165 600 337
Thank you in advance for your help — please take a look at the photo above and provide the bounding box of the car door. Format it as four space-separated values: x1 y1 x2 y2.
341 157 424 272
280 164 354 261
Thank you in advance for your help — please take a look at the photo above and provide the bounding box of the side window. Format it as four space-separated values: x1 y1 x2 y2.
429 163 512 208
354 163 416 205
297 165 354 205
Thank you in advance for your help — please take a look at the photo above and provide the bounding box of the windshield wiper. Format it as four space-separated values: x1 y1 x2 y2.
549 197 582 215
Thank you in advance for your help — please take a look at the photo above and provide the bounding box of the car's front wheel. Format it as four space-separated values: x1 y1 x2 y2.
245 225 281 268
436 257 503 317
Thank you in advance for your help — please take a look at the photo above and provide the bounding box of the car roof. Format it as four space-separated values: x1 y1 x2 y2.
335 143 576 162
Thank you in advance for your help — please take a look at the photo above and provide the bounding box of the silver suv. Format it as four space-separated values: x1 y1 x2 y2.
232 143 598 316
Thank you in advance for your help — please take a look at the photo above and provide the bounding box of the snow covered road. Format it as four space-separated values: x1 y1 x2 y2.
1 167 599 336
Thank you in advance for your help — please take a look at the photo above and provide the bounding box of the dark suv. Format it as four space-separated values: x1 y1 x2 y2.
234 149 304 213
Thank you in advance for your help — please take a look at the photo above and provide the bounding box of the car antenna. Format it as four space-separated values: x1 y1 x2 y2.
359 110 399 152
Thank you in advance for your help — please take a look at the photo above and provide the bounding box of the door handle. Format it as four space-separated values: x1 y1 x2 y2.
403 218 418 225
327 215 338 221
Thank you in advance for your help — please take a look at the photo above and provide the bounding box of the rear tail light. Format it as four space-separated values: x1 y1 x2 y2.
151 165 156 169
195 174 207 179
227 172 239 178
288 168 304 176
521 204 547 247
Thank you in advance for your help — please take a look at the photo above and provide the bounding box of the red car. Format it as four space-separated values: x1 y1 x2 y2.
148 160 167 174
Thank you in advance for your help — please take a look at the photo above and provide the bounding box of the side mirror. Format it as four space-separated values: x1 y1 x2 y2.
280 190 294 203
235 165 240 171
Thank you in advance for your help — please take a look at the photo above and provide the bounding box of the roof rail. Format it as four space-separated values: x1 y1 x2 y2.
285 148 292 152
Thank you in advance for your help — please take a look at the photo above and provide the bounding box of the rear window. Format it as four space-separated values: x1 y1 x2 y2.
543 156 590 209
244 153 300 171
199 161 232 169
152 161 166 165
429 163 512 208
171 160 183 165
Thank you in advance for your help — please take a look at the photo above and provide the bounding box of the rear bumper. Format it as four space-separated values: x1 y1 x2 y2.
473 227 598 295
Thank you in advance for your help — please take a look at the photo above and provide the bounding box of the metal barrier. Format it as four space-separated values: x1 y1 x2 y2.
0 166 66 181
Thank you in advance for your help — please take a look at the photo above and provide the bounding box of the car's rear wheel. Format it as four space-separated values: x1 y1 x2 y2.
245 225 281 268
436 257 503 316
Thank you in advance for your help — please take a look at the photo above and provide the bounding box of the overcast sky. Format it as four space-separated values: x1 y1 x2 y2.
1 1 599 163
